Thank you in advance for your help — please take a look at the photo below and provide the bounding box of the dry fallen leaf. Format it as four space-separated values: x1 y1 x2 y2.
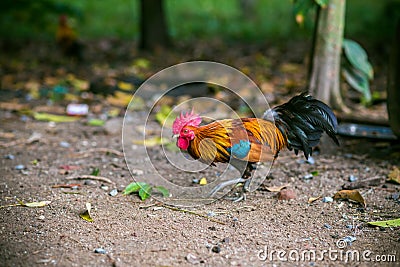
106 91 132 107
0 199 52 209
0 101 29 111
199 177 207 185
264 183 290 192
80 202 93 222
52 183 81 188
333 189 366 207
387 166 400 184
308 196 322 204
23 200 52 208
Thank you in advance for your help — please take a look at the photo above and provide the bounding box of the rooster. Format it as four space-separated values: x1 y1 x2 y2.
56 15 83 60
172 93 339 200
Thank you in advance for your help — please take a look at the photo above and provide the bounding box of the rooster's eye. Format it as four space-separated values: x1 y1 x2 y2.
183 129 188 133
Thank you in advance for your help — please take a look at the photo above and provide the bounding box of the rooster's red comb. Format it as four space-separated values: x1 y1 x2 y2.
172 109 202 134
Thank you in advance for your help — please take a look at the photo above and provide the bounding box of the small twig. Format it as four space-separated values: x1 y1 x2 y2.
139 203 160 209
0 139 27 148
161 204 226 225
62 191 83 195
0 203 23 209
214 205 257 215
0 133 41 148
342 176 384 190
65 175 115 184
70 148 123 158
0 132 15 139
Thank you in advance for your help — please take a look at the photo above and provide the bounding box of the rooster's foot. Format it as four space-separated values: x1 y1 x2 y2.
209 177 251 202
225 192 246 202
208 177 246 197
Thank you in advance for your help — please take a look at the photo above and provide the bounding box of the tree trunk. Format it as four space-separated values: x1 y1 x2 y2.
308 0 348 111
139 0 170 50
387 19 400 138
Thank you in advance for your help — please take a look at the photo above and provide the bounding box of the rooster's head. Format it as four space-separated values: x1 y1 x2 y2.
172 109 201 150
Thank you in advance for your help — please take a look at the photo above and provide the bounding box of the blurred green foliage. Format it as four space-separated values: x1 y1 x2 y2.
0 0 81 39
0 0 398 43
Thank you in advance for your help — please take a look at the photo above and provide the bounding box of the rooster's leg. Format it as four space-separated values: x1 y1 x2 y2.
209 162 255 201
208 177 247 197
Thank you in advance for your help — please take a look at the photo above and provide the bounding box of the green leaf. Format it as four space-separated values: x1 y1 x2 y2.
155 105 175 128
367 218 400 228
164 141 180 152
33 112 79 122
311 170 319 176
123 182 147 195
132 136 169 147
138 184 152 200
314 0 328 7
91 168 100 176
343 39 374 79
132 58 150 69
342 65 372 103
87 119 105 126
154 186 170 197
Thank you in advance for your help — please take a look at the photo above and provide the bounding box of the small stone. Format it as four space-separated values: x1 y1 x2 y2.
346 225 353 229
207 211 216 217
343 236 356 245
211 245 221 253
303 174 313 180
349 175 358 182
109 189 118 197
322 196 333 203
59 141 70 148
356 207 366 213
38 215 45 220
208 226 216 231
232 217 239 222
4 154 15 160
324 223 332 229
131 169 144 176
15 164 25 170
186 253 200 264
104 117 123 135
277 189 297 200
222 237 230 243
84 180 96 186
100 185 109 191
391 193 400 200
192 178 199 184
94 248 107 254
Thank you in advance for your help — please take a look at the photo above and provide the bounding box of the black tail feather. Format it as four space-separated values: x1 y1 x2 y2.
264 93 339 159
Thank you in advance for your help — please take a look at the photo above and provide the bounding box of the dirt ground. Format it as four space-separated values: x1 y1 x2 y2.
1 109 399 267
0 40 399 266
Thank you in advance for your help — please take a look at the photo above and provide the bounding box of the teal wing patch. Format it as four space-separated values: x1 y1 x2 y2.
227 140 251 159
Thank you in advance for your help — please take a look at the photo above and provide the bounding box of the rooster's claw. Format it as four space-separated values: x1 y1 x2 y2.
208 177 247 199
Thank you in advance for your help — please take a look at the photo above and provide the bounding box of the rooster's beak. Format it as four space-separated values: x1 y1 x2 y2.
172 134 179 139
